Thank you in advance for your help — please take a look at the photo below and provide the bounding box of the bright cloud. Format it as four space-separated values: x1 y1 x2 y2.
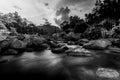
0 0 96 26
0 0 59 25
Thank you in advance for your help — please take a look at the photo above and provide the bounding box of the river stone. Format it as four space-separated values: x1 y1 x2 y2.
48 41 59 48
2 49 18 55
34 43 49 51
0 59 9 64
83 39 111 50
96 68 119 79
0 40 11 49
66 47 92 57
0 29 10 41
77 39 89 45
108 47 120 54
17 34 25 41
26 37 48 51
51 47 66 53
11 39 26 49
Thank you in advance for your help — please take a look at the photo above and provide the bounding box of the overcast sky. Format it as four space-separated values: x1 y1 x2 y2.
0 0 96 25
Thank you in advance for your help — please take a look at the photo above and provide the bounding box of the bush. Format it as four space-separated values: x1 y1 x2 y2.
84 27 102 39
60 16 86 33
99 18 115 30
111 25 120 38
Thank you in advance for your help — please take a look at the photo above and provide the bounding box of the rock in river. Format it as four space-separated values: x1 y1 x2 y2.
2 49 18 55
66 47 93 57
51 47 67 54
83 39 111 50
48 41 59 48
77 39 89 46
11 39 26 49
26 37 48 51
96 68 120 79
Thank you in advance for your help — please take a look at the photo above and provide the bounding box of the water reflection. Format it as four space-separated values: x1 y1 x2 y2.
18 50 63 72
1 49 120 80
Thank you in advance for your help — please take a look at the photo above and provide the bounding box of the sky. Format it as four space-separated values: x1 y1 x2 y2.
0 0 96 26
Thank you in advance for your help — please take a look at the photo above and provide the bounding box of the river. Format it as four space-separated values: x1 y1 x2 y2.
0 47 120 80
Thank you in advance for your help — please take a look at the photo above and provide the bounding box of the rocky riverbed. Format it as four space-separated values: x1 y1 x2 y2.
0 33 120 80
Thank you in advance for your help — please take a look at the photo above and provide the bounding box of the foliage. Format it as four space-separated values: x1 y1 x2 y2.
0 12 53 35
83 26 108 39
60 15 86 33
99 18 115 30
85 0 120 25
111 25 120 38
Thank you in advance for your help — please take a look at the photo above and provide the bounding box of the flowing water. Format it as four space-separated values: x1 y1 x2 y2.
0 47 120 80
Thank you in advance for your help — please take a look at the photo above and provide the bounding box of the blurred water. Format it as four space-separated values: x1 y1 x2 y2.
0 48 120 80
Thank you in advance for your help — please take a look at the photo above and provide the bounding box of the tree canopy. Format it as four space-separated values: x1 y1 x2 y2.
85 0 120 25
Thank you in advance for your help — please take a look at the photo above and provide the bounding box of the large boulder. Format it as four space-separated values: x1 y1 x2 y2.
96 68 119 79
66 47 92 57
2 49 18 55
10 39 26 49
51 47 66 54
26 37 48 51
51 45 69 54
48 41 59 48
76 39 89 46
0 40 11 49
0 40 11 53
67 32 81 41
67 41 75 45
83 39 111 50
0 59 9 64
0 29 10 41
108 47 120 54
17 34 25 41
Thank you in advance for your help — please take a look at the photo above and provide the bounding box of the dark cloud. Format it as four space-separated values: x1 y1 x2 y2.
13 5 22 10
55 0 96 19
56 0 96 10
56 7 70 16
58 0 87 6
44 3 49 6
55 7 70 25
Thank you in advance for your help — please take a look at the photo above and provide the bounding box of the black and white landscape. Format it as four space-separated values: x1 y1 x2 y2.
0 0 120 80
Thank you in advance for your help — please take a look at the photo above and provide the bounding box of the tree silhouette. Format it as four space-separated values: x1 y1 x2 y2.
60 15 85 33
85 0 120 25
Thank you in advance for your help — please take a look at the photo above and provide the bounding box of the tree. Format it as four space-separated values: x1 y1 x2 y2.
85 0 120 25
60 15 85 33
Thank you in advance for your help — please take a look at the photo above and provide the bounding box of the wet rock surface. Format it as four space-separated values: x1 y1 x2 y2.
0 35 48 55
96 68 120 79
66 47 93 57
83 39 111 50
51 47 66 53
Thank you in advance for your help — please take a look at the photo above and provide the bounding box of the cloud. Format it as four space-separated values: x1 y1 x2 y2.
56 0 96 19
44 3 49 6
13 5 22 10
0 0 60 26
0 0 96 26
55 7 70 25
56 0 96 9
